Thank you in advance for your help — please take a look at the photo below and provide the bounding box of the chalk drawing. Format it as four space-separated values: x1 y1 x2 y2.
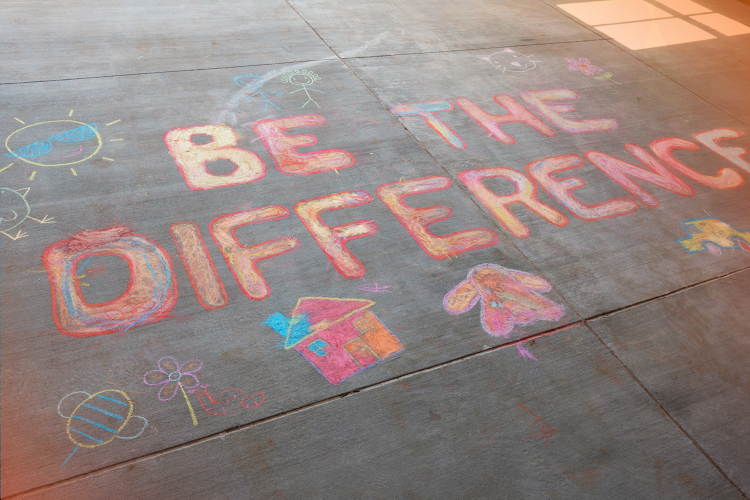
444 264 564 338
143 356 202 426
517 403 556 444
0 187 55 241
264 297 403 385
189 385 265 416
357 278 393 294
477 48 540 73
516 342 538 361
234 74 282 111
43 226 177 337
677 217 750 255
5 120 106 169
57 389 148 466
282 70 324 109
564 57 621 84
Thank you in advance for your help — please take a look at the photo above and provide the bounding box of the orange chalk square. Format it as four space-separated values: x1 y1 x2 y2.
557 0 671 26
652 0 711 15
691 13 750 36
597 18 715 49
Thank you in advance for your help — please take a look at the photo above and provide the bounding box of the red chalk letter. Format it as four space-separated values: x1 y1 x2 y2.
694 129 750 175
164 125 266 190
210 207 300 300
378 176 498 259
171 222 228 309
519 89 617 134
527 155 638 220
651 137 744 189
43 226 177 337
390 100 466 149
253 114 355 175
586 144 694 206
455 95 555 145
458 167 568 238
295 191 377 278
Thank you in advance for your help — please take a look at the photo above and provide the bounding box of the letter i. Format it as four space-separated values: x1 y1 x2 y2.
171 222 228 309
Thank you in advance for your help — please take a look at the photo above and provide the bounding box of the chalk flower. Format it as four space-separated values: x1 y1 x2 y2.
144 356 202 425
564 57 602 76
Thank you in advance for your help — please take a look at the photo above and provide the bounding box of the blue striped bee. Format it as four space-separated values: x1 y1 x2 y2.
57 389 148 466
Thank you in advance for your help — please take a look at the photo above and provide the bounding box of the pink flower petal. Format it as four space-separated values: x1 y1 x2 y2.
158 382 179 401
143 370 169 386
579 57 591 65
180 359 202 374
179 374 200 389
158 356 179 374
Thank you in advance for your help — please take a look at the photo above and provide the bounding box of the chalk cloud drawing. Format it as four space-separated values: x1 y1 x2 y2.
282 70 324 109
264 297 403 385
444 264 564 358
564 57 621 85
143 356 202 426
677 217 750 255
0 187 55 241
190 385 265 416
233 74 282 111
57 389 148 466
477 48 540 73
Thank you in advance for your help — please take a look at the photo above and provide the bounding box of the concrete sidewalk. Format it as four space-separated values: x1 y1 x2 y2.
2 0 749 498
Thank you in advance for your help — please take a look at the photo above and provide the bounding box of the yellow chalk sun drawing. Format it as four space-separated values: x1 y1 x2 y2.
3 113 122 178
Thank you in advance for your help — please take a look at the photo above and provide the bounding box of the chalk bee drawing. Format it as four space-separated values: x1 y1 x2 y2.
282 70 324 109
477 48 540 73
233 74 282 111
0 187 55 241
677 217 750 255
264 297 403 385
57 389 148 466
143 356 202 426
444 264 564 357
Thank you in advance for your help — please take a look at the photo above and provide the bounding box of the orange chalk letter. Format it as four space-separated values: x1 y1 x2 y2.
210 207 300 300
164 125 266 190
378 176 498 259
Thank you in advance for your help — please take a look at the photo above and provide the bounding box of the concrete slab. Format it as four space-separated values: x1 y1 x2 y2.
346 39 750 318
546 0 750 126
589 269 750 496
0 60 578 496
2 0 334 84
287 0 601 58
14 325 743 500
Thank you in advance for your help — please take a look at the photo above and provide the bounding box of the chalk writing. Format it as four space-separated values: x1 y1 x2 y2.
190 385 265 416
143 356 202 426
264 297 403 385
517 403 556 443
444 264 564 338
234 74 282 111
677 217 750 255
57 389 148 466
477 48 540 73
282 70 323 108
171 222 228 309
43 226 176 337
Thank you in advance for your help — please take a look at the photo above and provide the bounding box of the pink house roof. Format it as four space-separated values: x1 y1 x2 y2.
292 297 374 332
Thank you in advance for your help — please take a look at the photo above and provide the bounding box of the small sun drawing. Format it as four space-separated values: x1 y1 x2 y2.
281 70 324 109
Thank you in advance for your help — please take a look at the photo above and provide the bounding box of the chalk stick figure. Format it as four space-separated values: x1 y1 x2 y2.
234 74 282 111
282 70 324 109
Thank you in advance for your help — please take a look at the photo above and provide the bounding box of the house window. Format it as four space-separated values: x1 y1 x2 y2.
354 316 374 333
308 339 329 356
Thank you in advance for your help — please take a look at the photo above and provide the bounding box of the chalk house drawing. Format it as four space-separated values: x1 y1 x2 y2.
264 297 403 385
677 217 750 255
443 264 564 356
233 74 282 111
0 187 55 241
477 48 540 73
143 356 202 426
57 389 148 467
282 70 324 109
